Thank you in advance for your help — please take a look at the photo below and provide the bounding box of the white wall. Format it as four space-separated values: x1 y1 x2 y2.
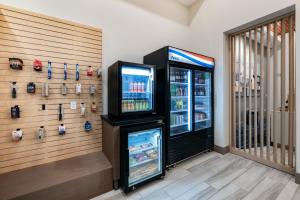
0 0 191 114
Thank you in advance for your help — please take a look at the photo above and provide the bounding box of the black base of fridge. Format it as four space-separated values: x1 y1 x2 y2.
168 129 213 166
120 121 165 193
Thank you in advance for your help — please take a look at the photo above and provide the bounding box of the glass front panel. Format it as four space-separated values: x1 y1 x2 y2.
194 71 212 130
169 67 192 136
128 128 162 187
121 66 154 113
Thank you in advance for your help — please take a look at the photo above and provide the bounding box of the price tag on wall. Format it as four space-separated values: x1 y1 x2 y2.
70 101 77 110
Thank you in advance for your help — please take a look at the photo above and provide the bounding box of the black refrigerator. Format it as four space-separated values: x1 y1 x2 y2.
144 46 215 166
108 61 156 118
120 122 165 193
107 61 165 193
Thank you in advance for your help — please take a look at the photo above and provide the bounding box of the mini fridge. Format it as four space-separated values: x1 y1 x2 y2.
108 61 156 118
120 122 165 193
144 46 214 166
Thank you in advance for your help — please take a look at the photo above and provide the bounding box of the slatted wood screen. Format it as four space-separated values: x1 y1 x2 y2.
229 13 295 174
0 4 102 174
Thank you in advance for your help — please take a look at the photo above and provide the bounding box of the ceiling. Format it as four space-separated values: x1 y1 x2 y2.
122 0 204 25
174 0 199 7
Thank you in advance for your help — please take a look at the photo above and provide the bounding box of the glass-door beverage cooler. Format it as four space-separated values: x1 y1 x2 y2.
120 122 165 193
144 46 214 166
108 61 156 118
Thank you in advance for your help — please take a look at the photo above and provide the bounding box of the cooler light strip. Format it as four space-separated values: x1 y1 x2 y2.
122 66 151 76
169 47 214 68
188 70 191 131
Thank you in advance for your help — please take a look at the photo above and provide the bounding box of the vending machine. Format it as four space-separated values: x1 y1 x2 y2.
144 46 214 166
108 61 156 118
120 122 165 193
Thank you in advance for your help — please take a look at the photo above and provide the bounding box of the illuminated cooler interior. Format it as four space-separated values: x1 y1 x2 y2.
194 71 212 131
121 66 154 113
128 128 162 187
169 67 192 136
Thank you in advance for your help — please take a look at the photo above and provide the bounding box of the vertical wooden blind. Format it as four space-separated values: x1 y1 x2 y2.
229 14 295 174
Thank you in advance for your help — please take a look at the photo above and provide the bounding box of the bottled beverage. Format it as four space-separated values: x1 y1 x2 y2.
183 72 187 83
137 82 141 92
129 82 133 92
130 100 134 111
134 100 137 111
179 71 182 82
133 82 137 92
141 82 145 92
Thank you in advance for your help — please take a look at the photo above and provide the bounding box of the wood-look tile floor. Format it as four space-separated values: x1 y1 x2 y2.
92 152 300 200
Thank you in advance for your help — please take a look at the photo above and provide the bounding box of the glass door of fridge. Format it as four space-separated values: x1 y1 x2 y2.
128 128 162 187
121 66 154 113
169 67 192 136
194 70 212 130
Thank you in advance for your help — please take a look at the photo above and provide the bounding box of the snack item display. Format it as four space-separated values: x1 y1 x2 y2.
11 82 17 98
12 128 23 141
27 82 36 93
33 59 43 71
37 126 46 140
87 66 93 76
9 57 23 70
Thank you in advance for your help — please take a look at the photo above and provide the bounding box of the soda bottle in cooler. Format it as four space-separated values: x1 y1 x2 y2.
137 82 141 92
141 82 145 92
133 82 137 92
129 82 133 92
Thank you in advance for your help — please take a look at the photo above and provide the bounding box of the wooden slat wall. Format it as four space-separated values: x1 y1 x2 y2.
0 5 102 174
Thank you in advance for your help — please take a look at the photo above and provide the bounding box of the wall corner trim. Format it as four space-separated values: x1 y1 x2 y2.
214 145 230 155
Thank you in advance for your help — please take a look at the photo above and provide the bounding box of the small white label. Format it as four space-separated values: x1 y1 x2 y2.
70 101 77 110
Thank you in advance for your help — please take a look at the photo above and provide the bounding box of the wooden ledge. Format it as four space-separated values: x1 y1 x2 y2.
0 152 112 200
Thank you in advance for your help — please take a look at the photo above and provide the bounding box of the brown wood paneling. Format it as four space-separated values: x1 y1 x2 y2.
0 4 102 174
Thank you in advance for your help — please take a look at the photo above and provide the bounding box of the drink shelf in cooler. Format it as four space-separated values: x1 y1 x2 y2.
195 96 210 98
170 82 188 85
195 107 209 110
171 96 188 99
195 119 209 123
170 123 188 128
170 109 188 113
195 83 208 86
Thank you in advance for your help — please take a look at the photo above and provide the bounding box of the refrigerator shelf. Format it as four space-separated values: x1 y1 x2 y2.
130 157 158 168
170 109 188 113
195 83 208 86
195 119 209 123
195 96 210 98
170 82 188 85
195 107 209 110
171 96 188 99
129 163 160 186
170 123 188 128
129 145 157 154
